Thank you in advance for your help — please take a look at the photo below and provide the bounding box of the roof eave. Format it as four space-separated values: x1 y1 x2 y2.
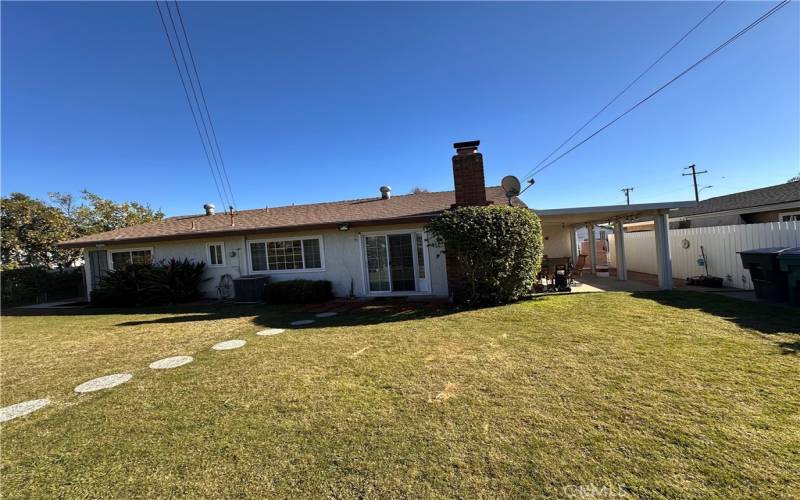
57 213 440 249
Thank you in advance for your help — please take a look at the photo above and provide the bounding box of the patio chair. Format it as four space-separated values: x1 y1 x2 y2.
572 255 587 280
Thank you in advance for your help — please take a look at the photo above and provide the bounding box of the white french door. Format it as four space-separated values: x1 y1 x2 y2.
363 232 430 294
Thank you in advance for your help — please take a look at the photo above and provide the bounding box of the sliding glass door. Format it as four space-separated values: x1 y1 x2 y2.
363 232 430 294
387 234 416 291
365 235 391 292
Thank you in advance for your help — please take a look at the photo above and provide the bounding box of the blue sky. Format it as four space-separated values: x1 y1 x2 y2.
2 1 798 215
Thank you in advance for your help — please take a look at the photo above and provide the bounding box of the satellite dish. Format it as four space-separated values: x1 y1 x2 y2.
501 175 521 197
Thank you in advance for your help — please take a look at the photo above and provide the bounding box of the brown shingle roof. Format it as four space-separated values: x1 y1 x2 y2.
60 187 524 248
672 181 800 218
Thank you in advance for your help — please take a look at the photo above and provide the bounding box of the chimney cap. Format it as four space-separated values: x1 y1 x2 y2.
453 140 480 151
203 203 216 215
379 185 392 199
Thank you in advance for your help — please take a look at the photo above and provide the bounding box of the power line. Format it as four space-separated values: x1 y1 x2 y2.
173 1 238 210
155 0 227 210
162 1 233 211
525 0 791 181
521 0 727 182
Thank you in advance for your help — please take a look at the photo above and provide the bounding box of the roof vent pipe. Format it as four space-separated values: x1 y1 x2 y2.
203 203 215 216
380 185 391 200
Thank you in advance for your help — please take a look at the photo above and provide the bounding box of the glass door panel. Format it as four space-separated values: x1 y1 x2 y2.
388 234 416 292
365 236 390 292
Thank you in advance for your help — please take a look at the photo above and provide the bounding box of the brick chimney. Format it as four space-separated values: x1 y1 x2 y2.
451 140 489 207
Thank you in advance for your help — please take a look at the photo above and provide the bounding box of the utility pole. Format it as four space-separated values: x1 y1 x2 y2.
621 187 634 205
682 164 708 202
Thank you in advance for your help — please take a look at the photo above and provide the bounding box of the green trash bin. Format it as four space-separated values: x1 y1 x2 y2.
777 248 800 306
739 247 791 303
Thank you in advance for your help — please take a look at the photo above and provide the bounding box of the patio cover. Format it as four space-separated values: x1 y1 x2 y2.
532 201 697 290
534 201 696 226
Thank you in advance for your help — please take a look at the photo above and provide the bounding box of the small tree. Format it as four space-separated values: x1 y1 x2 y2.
426 205 543 306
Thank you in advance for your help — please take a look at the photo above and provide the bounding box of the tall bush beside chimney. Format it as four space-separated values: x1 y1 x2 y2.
426 205 543 306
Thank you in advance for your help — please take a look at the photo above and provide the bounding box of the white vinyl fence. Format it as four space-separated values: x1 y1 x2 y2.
609 221 800 290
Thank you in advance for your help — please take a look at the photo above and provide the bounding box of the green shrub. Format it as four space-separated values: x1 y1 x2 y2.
263 279 333 304
90 264 150 307
1 266 85 306
426 205 543 306
90 258 208 307
143 258 208 305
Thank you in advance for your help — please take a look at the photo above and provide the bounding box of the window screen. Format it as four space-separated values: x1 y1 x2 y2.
302 239 321 269
250 242 268 271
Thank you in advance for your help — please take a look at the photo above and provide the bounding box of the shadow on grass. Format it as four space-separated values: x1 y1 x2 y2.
119 302 458 330
632 291 799 353
4 300 460 330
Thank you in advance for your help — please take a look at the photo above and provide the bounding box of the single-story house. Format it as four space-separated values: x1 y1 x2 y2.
61 141 529 300
669 181 800 229
60 140 695 300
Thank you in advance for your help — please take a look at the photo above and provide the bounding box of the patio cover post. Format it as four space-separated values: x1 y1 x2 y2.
653 212 673 290
587 223 597 275
569 226 578 265
613 221 627 281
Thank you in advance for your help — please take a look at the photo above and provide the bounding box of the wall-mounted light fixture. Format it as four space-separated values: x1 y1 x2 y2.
338 222 350 231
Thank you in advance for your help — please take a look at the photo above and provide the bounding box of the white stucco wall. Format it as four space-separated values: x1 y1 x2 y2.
84 223 449 299
542 225 572 259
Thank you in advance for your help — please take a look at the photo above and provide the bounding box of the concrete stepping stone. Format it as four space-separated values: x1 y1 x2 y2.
315 312 337 318
212 339 246 350
256 328 285 336
75 373 132 393
0 399 50 423
290 319 315 326
149 356 194 369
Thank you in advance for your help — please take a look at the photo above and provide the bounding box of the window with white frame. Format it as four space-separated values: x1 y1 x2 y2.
779 211 800 222
249 236 324 272
207 242 225 267
109 248 152 270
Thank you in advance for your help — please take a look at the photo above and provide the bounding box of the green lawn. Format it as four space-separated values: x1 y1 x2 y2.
1 292 798 498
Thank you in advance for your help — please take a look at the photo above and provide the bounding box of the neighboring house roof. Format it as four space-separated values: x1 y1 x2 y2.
60 187 523 248
672 181 800 218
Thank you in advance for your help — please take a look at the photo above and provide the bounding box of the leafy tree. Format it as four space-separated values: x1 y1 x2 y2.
426 205 543 306
410 186 430 194
1 193 79 269
788 174 800 183
50 190 164 234
1 190 164 270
